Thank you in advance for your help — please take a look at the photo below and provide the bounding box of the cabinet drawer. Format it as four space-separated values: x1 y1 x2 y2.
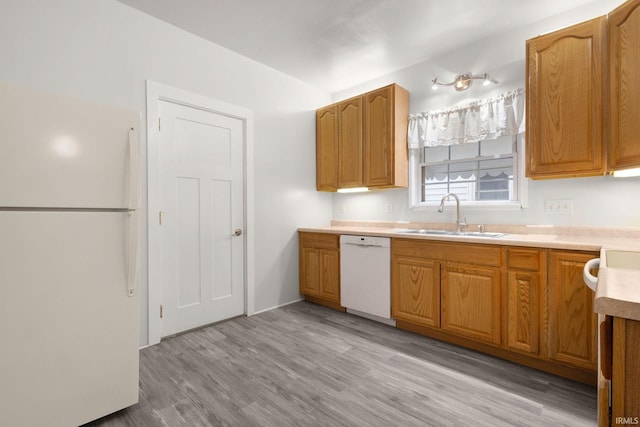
393 239 501 267
300 232 339 250
507 248 542 271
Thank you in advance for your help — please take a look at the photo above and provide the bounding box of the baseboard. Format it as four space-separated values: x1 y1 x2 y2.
250 298 304 316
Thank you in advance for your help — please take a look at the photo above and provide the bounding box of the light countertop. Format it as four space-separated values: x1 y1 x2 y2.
299 220 640 321
594 249 640 322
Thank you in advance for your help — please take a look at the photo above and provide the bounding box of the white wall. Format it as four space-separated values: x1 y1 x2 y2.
0 0 333 345
331 0 640 228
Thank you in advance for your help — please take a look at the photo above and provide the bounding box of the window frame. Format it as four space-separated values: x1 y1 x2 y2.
408 133 527 210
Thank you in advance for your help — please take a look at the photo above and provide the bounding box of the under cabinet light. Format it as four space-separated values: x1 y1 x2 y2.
337 187 370 193
612 168 640 178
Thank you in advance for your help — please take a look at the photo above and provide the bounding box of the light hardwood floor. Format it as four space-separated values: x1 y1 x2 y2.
86 301 596 426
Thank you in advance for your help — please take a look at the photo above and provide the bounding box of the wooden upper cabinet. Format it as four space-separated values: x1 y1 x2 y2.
526 17 606 179
337 96 364 188
609 0 640 172
316 105 338 191
364 84 409 188
315 83 409 191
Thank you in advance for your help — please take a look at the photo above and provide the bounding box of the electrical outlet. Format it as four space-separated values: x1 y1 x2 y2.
544 199 573 214
386 203 393 213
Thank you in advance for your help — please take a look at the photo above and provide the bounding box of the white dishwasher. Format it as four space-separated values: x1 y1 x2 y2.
340 235 394 326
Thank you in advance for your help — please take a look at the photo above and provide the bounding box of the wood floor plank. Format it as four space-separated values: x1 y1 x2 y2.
85 301 596 426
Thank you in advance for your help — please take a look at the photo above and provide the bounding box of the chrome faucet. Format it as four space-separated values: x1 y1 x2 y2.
438 192 467 233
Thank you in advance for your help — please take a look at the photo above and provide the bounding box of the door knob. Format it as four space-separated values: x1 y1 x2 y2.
233 228 243 236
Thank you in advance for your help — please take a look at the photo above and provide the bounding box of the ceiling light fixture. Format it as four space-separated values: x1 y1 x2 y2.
431 73 498 91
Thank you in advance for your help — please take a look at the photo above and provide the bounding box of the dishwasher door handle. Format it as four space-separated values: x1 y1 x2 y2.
343 242 383 248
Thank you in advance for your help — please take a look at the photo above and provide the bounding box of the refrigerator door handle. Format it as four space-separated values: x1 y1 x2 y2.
126 211 139 297
128 127 139 210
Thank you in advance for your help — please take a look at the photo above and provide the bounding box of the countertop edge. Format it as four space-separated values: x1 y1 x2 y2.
298 226 606 251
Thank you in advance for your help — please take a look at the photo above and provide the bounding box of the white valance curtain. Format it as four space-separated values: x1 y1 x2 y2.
408 88 525 149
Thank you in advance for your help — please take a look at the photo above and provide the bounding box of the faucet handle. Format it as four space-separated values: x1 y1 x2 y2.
459 217 468 230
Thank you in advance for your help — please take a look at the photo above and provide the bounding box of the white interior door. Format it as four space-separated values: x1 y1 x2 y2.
159 100 245 337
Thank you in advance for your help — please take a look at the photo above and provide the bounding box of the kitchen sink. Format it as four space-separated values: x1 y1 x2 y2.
396 229 508 238
604 250 640 271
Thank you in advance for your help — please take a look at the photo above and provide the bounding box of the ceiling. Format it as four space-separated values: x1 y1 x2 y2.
117 0 604 93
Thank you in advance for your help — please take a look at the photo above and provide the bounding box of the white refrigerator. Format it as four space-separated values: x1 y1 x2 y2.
0 80 140 426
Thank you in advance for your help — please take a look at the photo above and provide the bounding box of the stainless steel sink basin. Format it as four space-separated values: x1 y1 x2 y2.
604 250 640 271
396 229 508 238
398 229 450 235
459 231 509 238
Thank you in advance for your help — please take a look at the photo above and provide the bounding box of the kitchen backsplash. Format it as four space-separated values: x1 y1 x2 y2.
332 175 640 228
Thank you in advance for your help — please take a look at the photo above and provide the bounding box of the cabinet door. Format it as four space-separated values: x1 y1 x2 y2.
364 85 393 187
337 97 363 188
506 271 539 355
316 105 338 191
299 233 340 303
441 263 501 345
612 317 640 424
526 17 606 178
392 256 440 328
300 247 320 297
319 249 340 303
364 85 408 188
548 251 598 371
506 248 542 355
609 0 640 171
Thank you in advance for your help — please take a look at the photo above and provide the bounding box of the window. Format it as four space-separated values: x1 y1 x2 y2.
407 89 526 208
410 134 525 207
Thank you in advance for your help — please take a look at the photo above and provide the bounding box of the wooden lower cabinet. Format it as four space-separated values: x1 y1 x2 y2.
548 250 598 371
391 239 597 384
392 239 502 345
506 271 540 355
611 317 640 426
301 234 600 384
506 248 544 356
441 262 501 345
391 256 440 328
299 232 341 308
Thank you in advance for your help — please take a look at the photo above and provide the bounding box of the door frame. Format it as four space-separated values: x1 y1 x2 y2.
146 80 255 345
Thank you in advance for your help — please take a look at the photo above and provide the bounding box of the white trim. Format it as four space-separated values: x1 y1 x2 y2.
517 134 529 209
145 81 255 346
411 201 523 211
